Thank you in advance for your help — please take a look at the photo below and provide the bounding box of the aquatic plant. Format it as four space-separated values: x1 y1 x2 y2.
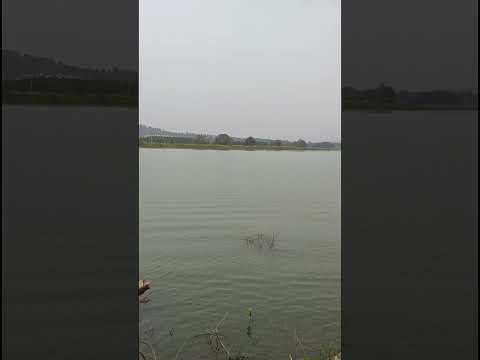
243 232 278 249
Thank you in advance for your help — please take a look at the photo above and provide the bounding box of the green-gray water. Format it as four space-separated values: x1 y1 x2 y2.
140 149 341 359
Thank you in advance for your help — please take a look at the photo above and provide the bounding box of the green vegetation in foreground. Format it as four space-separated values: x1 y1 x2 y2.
140 143 337 151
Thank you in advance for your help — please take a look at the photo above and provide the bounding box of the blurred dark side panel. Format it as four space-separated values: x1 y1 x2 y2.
2 1 139 359
342 0 477 358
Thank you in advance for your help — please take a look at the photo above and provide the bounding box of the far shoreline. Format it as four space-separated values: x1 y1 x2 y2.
139 143 340 151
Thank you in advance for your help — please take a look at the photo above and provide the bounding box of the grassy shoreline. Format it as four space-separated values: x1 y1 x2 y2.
139 143 340 151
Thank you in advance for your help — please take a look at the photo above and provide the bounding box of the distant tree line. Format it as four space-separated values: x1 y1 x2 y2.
4 78 137 96
343 83 477 110
140 133 339 150
2 49 137 81
245 136 256 146
215 134 233 145
140 136 198 145
2 49 138 106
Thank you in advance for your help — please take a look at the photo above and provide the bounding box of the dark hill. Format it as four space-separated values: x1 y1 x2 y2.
2 49 137 81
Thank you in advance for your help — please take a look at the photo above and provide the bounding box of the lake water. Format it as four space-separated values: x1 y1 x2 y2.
140 149 341 359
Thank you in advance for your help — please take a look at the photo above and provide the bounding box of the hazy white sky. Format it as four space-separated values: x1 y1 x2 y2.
140 0 340 142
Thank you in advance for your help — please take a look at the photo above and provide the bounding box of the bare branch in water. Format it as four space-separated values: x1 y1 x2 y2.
139 340 157 360
174 313 235 360
215 312 229 331
294 328 307 357
243 232 278 250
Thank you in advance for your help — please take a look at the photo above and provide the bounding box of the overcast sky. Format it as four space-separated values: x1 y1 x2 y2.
140 0 341 142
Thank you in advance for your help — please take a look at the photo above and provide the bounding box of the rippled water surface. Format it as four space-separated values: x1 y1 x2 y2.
140 149 341 359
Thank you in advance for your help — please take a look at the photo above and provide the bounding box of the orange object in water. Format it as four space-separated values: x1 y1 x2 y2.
138 279 151 296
